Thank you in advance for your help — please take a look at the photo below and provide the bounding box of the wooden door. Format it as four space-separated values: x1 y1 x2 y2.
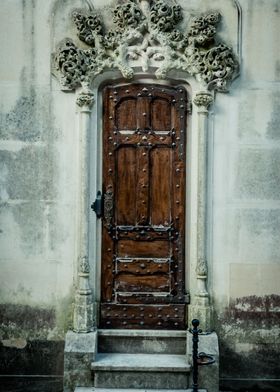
100 83 188 329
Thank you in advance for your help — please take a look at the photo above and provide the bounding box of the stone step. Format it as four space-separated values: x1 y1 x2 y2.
91 353 191 389
75 389 207 392
98 329 186 354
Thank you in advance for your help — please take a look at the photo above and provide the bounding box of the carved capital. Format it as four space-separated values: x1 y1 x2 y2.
194 91 213 111
52 1 239 93
76 90 95 108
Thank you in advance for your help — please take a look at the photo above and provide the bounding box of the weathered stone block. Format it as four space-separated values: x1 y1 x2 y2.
64 331 97 392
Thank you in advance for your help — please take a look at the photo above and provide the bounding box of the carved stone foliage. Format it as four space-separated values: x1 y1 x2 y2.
52 0 239 92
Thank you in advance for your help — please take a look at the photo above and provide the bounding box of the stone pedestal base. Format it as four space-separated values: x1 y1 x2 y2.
64 330 97 392
188 303 213 332
187 331 219 392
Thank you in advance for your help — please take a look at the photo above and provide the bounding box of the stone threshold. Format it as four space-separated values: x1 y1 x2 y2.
97 329 186 338
92 353 190 372
76 389 207 392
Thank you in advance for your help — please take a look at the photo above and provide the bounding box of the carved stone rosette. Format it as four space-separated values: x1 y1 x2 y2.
52 0 239 94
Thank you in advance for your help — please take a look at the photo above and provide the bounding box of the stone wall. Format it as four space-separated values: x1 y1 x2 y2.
0 0 279 391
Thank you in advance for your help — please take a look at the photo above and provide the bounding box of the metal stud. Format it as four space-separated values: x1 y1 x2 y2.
176 184 180 188
142 112 147 117
109 116 113 119
125 89 130 93
140 321 144 325
106 321 111 325
109 152 112 156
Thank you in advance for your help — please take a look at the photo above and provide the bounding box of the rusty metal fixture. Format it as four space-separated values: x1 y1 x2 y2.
189 319 215 392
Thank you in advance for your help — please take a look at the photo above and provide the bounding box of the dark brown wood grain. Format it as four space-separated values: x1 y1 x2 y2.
100 83 188 329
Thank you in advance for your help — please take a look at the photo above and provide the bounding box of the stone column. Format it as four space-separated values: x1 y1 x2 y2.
73 86 95 333
64 86 97 392
189 90 213 331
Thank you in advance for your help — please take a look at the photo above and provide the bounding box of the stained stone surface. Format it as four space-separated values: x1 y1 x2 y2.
0 1 280 392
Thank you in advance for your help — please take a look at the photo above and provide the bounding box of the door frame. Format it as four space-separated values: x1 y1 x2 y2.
86 70 212 329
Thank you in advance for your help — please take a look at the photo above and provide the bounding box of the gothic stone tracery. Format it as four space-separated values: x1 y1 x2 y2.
52 0 239 94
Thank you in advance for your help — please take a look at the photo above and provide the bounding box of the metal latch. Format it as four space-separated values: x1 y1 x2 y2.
91 191 103 218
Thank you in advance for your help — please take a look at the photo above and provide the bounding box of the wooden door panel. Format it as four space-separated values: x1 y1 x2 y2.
101 304 185 329
116 147 137 225
150 147 172 225
117 240 170 258
100 84 188 329
151 98 171 131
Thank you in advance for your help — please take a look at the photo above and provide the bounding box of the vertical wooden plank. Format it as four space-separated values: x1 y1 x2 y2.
137 97 150 130
136 146 150 225
151 98 171 132
116 147 137 226
116 98 137 130
150 148 172 226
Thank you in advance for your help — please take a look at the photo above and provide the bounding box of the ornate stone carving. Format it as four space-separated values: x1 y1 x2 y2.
80 255 90 274
76 90 95 108
193 92 213 109
196 257 208 276
52 0 239 92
